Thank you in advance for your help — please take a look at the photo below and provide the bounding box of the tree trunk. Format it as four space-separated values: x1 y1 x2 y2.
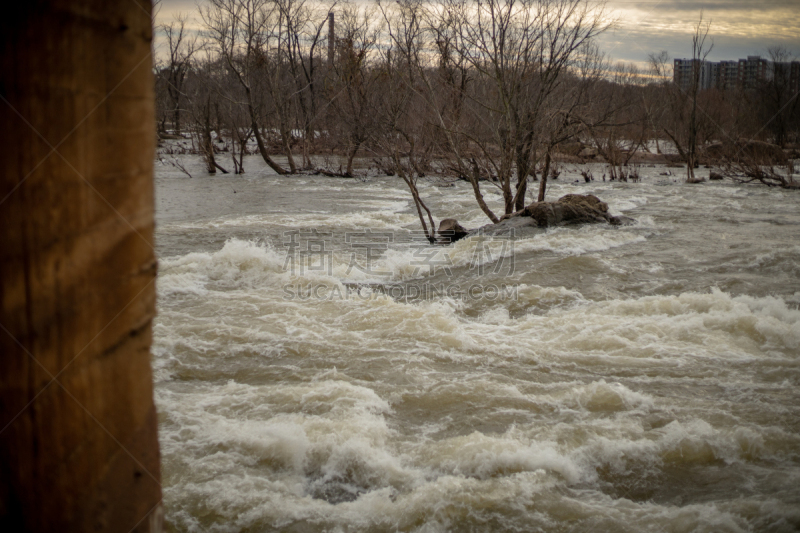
395 154 436 243
303 126 312 168
514 130 533 211
469 158 500 223
537 151 552 202
514 152 529 211
239 133 247 174
231 137 241 174
202 99 217 173
502 169 514 215
244 87 286 175
514 177 528 211
346 141 361 177
688 99 697 182
281 129 297 173
251 121 286 175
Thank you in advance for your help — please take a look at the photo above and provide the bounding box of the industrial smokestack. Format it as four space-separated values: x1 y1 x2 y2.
328 12 335 68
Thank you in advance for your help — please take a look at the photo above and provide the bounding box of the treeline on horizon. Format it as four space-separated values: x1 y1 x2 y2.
154 0 800 232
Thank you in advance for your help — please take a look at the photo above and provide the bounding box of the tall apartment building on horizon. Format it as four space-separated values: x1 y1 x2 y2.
673 56 800 93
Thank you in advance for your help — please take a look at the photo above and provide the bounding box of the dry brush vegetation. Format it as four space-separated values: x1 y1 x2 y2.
154 0 800 231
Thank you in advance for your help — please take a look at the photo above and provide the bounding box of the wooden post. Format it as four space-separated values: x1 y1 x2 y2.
0 1 162 531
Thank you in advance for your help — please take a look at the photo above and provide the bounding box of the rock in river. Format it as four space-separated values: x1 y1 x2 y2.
442 194 635 243
438 218 469 243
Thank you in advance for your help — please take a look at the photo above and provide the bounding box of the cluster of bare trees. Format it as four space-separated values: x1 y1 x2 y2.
647 44 800 187
154 1 800 230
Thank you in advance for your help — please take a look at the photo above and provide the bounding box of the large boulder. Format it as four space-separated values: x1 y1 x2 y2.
438 194 633 246
557 193 609 213
438 218 468 243
523 194 611 227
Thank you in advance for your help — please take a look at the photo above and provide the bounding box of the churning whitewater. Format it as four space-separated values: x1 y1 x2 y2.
153 159 800 532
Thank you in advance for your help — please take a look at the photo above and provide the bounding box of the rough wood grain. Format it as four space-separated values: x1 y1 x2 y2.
0 1 162 531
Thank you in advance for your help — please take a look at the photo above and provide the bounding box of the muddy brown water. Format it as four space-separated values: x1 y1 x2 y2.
153 156 800 532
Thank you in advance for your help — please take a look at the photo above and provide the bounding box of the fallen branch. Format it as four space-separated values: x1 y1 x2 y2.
720 157 798 189
161 157 193 178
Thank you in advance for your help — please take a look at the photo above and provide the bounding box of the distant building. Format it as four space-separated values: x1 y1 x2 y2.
712 61 739 90
673 59 705 91
773 61 800 94
673 55 800 92
738 56 770 88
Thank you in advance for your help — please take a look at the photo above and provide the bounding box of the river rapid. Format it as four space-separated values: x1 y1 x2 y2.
153 156 800 532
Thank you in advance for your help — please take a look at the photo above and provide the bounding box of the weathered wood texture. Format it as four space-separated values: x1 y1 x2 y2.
0 1 162 531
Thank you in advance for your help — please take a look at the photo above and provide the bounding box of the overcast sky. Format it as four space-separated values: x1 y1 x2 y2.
154 0 800 67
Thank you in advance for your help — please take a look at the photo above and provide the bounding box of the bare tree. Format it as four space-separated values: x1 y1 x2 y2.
372 5 438 241
327 4 381 176
686 14 713 182
282 0 333 168
534 41 609 200
155 0 800 197
258 0 302 173
761 46 800 147
721 150 797 189
160 13 198 134
184 55 230 174
656 15 713 182
381 0 610 225
584 62 647 182
201 0 289 175
645 50 671 155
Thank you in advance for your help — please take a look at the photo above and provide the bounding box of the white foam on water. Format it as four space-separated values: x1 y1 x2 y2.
378 226 650 282
607 195 648 214
747 245 800 269
418 431 583 483
156 242 800 373
514 226 647 256
160 215 650 291
152 175 800 531
157 372 800 532
173 205 418 231
564 380 656 413
509 288 800 360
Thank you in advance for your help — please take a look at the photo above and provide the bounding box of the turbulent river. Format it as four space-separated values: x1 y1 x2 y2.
153 157 800 532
